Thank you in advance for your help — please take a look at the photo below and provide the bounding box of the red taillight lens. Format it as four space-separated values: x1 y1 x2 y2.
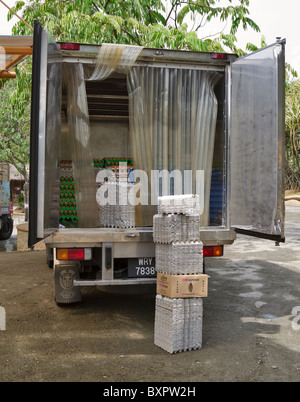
57 248 85 260
60 43 80 51
68 249 85 260
211 52 228 60
203 245 223 257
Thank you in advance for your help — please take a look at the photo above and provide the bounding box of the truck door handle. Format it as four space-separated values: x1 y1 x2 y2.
126 234 137 238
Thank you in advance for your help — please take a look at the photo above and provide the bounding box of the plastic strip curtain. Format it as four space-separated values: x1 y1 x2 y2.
64 63 100 227
127 66 220 226
88 43 143 81
64 44 143 228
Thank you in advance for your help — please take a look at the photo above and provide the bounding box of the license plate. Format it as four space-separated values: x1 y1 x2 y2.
128 257 156 278
0 206 10 215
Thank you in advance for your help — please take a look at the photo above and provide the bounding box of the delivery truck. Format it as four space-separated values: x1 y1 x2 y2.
0 163 13 240
7 21 285 304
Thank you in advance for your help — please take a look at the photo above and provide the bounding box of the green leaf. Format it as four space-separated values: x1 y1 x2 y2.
177 5 190 24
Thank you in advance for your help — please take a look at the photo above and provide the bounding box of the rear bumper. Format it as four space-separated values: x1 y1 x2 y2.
44 227 236 248
49 227 235 288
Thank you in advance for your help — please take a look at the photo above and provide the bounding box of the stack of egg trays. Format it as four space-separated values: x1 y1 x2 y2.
154 195 203 275
153 195 204 353
153 213 200 244
157 194 201 216
97 181 135 228
154 295 203 354
155 241 203 275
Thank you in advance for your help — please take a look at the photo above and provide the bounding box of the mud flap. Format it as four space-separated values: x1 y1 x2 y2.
54 264 81 304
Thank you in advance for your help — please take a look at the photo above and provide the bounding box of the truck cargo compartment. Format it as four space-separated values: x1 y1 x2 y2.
44 54 229 236
28 22 285 250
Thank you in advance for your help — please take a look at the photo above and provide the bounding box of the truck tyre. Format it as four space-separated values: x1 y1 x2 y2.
46 248 54 268
0 216 13 240
54 264 81 305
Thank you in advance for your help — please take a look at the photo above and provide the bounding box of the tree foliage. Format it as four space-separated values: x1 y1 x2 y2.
10 0 260 54
285 77 300 189
1 0 263 180
0 62 31 182
3 0 298 190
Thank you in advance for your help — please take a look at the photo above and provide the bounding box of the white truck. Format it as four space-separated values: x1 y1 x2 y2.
0 163 13 240
10 21 285 304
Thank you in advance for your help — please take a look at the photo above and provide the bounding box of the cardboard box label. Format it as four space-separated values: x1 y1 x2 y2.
156 273 208 298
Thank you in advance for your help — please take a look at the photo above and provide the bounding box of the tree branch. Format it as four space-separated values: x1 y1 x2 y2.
104 0 111 11
121 28 142 46
92 1 101 12
192 14 205 32
147 5 153 24
174 2 179 29
164 1 178 26
200 23 227 40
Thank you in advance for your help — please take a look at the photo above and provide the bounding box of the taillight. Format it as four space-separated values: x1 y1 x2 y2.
60 43 80 51
211 52 228 60
56 248 92 261
9 201 13 217
203 245 223 257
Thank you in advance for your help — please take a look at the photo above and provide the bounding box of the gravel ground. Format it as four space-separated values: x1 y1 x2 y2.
0 203 299 383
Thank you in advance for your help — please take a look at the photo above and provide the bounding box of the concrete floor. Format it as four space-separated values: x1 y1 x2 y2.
0 202 299 382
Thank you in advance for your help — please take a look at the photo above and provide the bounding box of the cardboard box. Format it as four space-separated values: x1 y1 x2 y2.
156 272 208 298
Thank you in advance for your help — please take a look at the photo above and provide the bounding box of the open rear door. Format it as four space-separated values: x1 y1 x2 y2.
230 40 285 242
28 21 62 247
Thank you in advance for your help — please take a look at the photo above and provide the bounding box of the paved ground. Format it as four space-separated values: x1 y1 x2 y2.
0 203 299 382
0 228 17 253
